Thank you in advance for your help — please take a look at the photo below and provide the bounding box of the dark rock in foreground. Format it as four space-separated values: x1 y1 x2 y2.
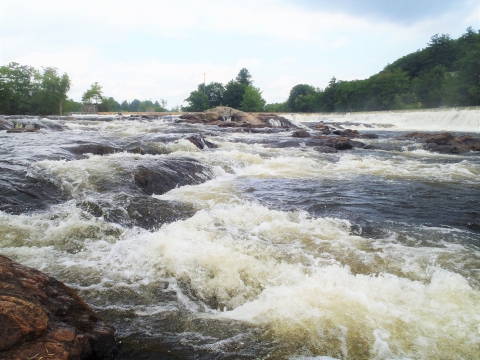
401 132 480 154
0 255 117 359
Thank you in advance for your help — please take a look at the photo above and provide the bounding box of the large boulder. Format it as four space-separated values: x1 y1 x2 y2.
134 158 213 196
0 255 117 359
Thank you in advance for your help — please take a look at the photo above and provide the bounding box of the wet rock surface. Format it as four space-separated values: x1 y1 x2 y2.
0 164 69 215
0 254 117 359
401 132 480 153
186 134 218 149
134 158 212 196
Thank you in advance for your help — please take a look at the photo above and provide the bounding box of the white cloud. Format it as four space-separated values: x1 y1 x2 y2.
1 0 477 106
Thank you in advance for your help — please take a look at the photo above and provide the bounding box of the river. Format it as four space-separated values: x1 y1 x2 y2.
1 110 479 359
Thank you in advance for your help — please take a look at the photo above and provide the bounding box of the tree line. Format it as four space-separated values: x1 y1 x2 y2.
0 66 172 115
0 63 71 115
271 27 479 113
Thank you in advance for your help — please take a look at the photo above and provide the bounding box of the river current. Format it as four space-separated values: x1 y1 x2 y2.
1 110 479 359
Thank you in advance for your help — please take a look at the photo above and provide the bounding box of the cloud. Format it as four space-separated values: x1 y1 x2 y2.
288 0 474 24
1 0 477 106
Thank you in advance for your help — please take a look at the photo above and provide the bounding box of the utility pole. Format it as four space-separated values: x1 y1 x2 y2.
202 73 206 93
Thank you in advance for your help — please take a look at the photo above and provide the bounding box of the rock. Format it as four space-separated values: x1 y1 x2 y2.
125 197 196 230
0 118 13 130
313 146 338 153
350 140 367 148
6 128 39 133
313 123 329 130
0 164 69 215
134 158 213 196
180 107 299 128
292 130 311 138
307 136 353 150
67 144 119 156
400 132 480 154
186 134 218 149
332 129 360 138
0 255 117 359
361 133 379 139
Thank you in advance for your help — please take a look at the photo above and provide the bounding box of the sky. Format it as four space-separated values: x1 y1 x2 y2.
0 0 478 108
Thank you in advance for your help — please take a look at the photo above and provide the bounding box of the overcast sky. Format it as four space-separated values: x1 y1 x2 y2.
0 0 478 108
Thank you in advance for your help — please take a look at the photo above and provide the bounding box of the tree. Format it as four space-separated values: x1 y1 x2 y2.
223 81 247 109
235 68 253 86
199 82 225 107
120 100 129 111
82 82 103 104
98 97 120 112
0 62 41 114
184 90 210 111
129 99 141 112
412 66 446 108
264 102 288 112
241 86 265 112
286 84 318 112
37 67 71 115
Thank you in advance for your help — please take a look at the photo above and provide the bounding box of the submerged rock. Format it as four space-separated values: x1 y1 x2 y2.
0 255 117 359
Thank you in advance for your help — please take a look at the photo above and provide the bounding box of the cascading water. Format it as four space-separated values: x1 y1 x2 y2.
0 111 479 359
284 108 480 132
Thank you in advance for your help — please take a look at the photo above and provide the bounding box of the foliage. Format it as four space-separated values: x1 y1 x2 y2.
82 82 103 104
223 81 247 109
0 63 71 115
183 91 210 111
264 102 288 112
284 27 479 112
236 68 253 86
241 86 266 112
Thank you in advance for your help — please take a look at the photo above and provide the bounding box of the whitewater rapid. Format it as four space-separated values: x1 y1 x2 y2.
0 111 479 359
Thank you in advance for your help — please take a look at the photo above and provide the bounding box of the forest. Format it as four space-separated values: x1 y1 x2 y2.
0 27 478 115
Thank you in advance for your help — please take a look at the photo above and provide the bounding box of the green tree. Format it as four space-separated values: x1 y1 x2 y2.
37 67 71 115
129 99 141 112
287 84 316 112
98 97 120 112
0 62 41 114
236 68 253 85
412 65 446 107
264 102 288 112
120 100 129 111
240 86 265 112
198 82 225 107
223 81 247 109
82 82 103 104
184 90 210 111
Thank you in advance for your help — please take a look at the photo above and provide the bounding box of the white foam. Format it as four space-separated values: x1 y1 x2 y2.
284 109 480 132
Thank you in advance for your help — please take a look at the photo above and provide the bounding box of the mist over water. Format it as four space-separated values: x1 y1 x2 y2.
1 111 479 359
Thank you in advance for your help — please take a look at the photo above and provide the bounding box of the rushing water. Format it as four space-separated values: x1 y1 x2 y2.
1 111 479 359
